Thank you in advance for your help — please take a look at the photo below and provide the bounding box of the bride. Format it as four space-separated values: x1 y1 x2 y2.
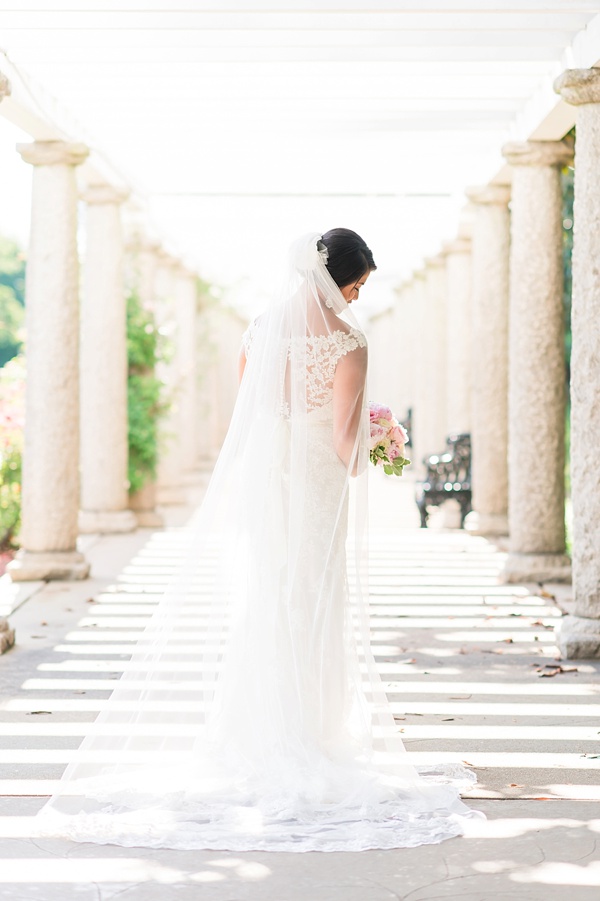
36 229 484 851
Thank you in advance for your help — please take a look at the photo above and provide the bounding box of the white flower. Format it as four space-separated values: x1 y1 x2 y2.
317 242 329 265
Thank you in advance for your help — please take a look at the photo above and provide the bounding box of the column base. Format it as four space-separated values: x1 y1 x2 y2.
0 617 15 654
441 500 463 529
557 615 600 659
78 508 138 534
128 484 165 528
502 552 572 584
7 549 90 582
133 509 165 528
156 485 188 505
464 511 509 537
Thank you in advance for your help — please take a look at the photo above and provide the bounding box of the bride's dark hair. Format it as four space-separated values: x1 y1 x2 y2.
320 228 377 289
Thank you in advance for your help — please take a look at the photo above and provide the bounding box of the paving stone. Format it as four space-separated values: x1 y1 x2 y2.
0 475 598 899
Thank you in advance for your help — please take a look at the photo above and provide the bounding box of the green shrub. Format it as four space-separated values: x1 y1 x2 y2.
126 290 170 495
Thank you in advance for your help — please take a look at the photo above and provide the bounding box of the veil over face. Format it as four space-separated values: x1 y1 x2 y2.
35 232 483 852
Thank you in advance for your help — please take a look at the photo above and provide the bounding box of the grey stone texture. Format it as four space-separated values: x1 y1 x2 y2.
501 140 574 583
464 183 511 537
79 183 137 535
554 69 600 652
8 141 91 582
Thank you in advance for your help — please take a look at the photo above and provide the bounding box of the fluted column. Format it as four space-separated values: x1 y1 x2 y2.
501 139 573 582
463 184 511 536
441 237 472 435
78 184 137 534
554 68 600 655
8 141 91 581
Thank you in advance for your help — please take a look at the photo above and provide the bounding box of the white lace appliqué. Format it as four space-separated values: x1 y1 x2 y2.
242 324 367 417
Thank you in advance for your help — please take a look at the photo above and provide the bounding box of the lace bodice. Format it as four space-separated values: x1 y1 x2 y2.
242 322 367 414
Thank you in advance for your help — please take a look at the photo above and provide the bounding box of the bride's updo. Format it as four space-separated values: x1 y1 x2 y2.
320 228 377 289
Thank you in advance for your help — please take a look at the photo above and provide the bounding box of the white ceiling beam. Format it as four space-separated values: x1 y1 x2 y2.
0 29 577 48
0 11 593 29
37 90 526 110
5 52 556 76
0 45 566 62
3 1 599 11
11 72 539 98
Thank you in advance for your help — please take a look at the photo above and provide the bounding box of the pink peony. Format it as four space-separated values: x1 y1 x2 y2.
369 402 393 423
390 423 408 446
369 423 387 450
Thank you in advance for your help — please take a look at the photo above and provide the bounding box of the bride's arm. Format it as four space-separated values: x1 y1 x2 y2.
238 343 247 384
332 343 368 476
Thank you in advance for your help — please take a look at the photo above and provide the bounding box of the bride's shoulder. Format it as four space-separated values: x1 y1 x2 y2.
332 324 368 351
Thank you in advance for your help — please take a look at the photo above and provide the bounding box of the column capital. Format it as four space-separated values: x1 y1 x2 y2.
554 66 600 105
501 138 574 169
465 184 511 206
81 183 130 205
157 249 181 270
17 140 89 167
0 71 11 101
441 237 471 257
424 253 446 269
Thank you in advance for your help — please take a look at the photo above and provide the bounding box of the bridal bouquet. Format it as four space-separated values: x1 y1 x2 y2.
369 402 411 476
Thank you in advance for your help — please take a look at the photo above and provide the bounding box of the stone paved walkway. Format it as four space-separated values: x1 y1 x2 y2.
0 471 599 900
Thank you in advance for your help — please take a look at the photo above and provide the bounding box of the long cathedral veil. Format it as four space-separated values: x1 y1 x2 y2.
35 232 484 851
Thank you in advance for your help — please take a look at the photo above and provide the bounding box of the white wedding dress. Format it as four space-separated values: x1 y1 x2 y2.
35 234 484 851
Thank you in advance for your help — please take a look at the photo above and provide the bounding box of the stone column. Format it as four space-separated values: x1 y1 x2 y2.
155 253 186 504
0 72 17 639
125 237 164 527
554 68 600 655
441 236 472 435
175 267 201 477
8 141 91 581
423 254 447 452
392 279 415 426
464 184 511 536
78 184 137 534
0 71 10 101
501 139 573 582
411 268 429 472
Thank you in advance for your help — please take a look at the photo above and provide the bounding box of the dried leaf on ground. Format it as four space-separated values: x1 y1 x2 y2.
536 664 578 678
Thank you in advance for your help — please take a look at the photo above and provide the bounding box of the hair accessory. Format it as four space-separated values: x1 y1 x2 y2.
316 238 329 266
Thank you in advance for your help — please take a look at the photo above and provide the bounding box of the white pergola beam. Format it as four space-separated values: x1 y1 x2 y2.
0 29 580 50
0 11 593 30
3 0 600 11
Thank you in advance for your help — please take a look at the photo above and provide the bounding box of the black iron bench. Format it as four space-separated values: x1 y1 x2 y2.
415 432 472 528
